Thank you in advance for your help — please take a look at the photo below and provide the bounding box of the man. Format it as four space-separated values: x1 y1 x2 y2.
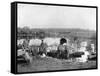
39 40 48 57
57 38 69 59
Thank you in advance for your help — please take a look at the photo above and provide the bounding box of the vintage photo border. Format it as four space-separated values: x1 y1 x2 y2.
11 1 98 74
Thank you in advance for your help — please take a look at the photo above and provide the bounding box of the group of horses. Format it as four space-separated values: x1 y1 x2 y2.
17 37 96 64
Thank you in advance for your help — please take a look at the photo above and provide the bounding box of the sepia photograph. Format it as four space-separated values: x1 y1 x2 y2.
15 2 97 73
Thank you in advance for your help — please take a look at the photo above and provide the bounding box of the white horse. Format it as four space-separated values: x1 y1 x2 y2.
43 37 60 46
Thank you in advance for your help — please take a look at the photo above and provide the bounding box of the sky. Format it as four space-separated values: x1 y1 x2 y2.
18 3 96 31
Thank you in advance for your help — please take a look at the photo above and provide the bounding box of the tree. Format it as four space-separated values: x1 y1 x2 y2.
90 34 96 40
38 31 45 39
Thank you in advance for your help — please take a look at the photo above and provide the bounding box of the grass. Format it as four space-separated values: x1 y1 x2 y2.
17 56 96 73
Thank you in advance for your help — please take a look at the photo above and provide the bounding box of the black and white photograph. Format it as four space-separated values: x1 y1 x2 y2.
12 2 97 73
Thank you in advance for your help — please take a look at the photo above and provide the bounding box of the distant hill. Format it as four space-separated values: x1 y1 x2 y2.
17 27 96 39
